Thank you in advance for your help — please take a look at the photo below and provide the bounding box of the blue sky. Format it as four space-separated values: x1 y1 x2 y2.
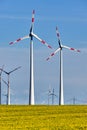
0 0 87 105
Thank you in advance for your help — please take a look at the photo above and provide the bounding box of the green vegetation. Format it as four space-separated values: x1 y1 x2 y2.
0 105 87 130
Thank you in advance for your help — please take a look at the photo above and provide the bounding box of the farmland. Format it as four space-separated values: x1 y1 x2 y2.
0 105 87 129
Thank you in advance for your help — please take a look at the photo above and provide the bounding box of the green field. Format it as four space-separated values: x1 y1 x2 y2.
0 105 87 130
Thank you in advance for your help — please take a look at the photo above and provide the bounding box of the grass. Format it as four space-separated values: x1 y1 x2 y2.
0 105 87 130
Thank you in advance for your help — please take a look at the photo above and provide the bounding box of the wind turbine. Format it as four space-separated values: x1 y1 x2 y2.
0 65 4 104
46 26 80 105
48 88 57 105
9 10 52 105
0 66 21 105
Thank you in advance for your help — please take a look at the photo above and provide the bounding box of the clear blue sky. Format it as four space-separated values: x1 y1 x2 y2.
0 0 87 104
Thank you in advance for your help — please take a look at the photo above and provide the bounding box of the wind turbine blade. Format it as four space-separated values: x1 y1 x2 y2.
56 26 60 40
31 10 35 28
46 48 60 60
9 35 29 45
2 78 8 86
0 66 21 74
62 45 80 52
9 66 21 74
32 33 52 49
56 26 61 46
0 65 4 75
29 10 35 35
0 68 8 75
49 93 57 97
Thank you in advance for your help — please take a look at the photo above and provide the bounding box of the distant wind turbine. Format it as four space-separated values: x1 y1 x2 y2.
46 26 80 105
9 10 52 105
0 66 21 105
48 88 57 105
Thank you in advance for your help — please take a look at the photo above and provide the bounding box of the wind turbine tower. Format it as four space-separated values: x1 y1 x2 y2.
0 65 4 104
47 26 80 105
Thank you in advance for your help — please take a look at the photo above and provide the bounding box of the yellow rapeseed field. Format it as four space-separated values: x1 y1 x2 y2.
0 105 87 130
